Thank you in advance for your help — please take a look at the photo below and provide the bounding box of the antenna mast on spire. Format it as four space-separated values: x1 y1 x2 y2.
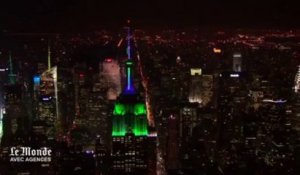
127 24 131 60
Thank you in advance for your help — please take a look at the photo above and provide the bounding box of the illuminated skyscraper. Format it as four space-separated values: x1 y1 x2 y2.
112 59 148 137
35 43 75 141
36 45 60 138
188 68 202 104
111 27 150 174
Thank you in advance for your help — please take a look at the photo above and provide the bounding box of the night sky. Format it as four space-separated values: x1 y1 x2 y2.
0 0 300 31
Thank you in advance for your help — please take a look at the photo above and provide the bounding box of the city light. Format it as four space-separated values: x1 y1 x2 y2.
190 68 202 76
126 60 133 66
148 131 157 137
33 75 41 85
230 73 240 78
233 53 242 58
262 99 287 103
79 73 84 78
105 58 113 62
41 96 52 102
213 48 222 53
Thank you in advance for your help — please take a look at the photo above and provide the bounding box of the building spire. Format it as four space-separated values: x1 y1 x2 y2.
9 51 13 75
48 40 51 71
8 51 16 84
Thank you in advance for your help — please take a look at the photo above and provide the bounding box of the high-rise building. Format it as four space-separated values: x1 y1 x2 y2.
1 53 23 146
179 103 199 164
216 71 249 170
57 67 75 134
0 107 4 145
217 72 248 139
35 45 65 139
34 43 76 140
166 114 180 172
73 60 114 150
111 27 151 174
232 52 242 72
95 136 110 174
294 65 300 93
111 61 149 174
188 68 214 107
0 63 7 146
2 85 22 146
188 68 202 104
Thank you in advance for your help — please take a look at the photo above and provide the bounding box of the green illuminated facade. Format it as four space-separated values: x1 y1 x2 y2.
112 102 148 136
112 59 148 137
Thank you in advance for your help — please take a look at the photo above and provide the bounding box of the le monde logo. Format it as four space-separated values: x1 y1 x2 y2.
9 147 52 162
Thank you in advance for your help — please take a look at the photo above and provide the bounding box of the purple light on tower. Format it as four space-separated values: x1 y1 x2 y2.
124 26 135 94
124 60 135 94
127 27 131 60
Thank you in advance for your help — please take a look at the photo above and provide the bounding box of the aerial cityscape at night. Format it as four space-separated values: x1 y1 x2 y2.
0 0 300 175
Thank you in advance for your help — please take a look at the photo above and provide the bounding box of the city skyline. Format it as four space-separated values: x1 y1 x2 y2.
0 1 300 174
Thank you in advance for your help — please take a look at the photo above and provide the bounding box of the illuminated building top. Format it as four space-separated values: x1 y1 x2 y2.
112 26 148 137
190 68 202 76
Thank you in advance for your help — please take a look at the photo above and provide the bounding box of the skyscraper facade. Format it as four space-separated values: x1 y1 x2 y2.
188 68 214 107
